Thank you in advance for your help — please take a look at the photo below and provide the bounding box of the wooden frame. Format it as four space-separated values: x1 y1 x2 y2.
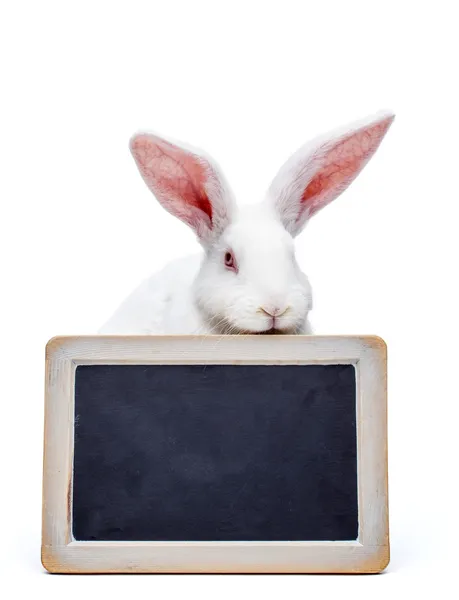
42 335 388 574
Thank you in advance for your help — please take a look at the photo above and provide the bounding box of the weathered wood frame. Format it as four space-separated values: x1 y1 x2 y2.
42 335 388 574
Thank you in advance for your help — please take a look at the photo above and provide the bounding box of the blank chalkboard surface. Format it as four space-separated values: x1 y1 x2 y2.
73 364 357 542
42 335 388 574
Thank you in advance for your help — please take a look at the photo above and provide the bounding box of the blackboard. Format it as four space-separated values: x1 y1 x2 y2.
43 336 388 573
72 363 357 542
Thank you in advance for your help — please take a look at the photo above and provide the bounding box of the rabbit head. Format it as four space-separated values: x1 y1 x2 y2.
130 111 394 334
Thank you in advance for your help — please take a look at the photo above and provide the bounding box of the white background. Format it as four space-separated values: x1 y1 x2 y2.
1 0 458 596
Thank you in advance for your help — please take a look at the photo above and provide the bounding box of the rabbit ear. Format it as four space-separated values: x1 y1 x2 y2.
267 111 395 236
130 133 234 244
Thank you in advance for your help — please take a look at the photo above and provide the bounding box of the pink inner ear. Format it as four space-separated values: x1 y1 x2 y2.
131 136 213 225
301 118 393 217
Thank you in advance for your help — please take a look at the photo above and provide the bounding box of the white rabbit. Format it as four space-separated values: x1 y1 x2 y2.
99 111 394 335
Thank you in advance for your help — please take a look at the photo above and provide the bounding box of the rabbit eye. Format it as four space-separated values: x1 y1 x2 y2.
224 251 237 272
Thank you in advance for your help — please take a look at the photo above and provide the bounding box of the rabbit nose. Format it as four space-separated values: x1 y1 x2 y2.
259 306 289 318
